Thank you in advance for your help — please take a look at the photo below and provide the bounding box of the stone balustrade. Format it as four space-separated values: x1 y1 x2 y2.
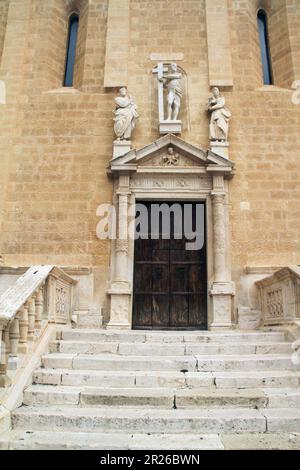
255 266 300 326
0 266 77 387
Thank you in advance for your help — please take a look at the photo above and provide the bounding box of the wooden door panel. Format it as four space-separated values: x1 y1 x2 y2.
170 295 189 326
134 294 152 327
152 264 169 292
189 294 207 327
134 263 152 292
171 264 189 293
134 238 152 261
171 249 189 262
133 201 207 330
152 294 170 326
152 249 169 262
189 264 206 292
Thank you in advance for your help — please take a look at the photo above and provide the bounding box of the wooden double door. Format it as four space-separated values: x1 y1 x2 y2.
132 201 207 330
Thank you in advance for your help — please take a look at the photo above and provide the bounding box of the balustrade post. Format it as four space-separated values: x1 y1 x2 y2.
35 286 44 329
28 296 36 341
18 303 29 353
0 324 11 387
9 315 20 358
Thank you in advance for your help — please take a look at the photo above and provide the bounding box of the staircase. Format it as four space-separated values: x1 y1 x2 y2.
1 328 300 450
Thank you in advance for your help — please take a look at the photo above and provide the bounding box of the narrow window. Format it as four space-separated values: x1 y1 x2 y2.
257 10 273 85
64 13 79 87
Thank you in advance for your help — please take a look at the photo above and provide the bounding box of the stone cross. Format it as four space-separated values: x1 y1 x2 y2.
152 62 182 135
152 63 168 124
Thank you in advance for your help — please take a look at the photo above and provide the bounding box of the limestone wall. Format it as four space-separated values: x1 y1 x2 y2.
0 0 300 315
0 0 8 63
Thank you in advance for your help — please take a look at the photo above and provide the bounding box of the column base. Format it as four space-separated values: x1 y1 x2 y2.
210 281 235 329
107 287 131 330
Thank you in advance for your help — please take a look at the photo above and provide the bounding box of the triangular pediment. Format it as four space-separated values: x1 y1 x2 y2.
109 134 234 174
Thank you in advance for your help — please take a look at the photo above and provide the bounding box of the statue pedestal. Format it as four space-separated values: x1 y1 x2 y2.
159 120 182 135
107 286 131 330
210 281 235 329
210 141 229 159
113 140 132 159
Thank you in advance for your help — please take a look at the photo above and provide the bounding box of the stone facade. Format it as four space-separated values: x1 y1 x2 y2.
1 0 300 327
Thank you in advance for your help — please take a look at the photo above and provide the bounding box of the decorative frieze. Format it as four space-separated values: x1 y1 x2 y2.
130 174 212 191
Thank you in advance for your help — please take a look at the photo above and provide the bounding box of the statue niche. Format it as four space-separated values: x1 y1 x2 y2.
152 62 185 135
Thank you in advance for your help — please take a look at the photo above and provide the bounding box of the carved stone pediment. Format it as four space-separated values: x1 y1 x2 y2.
108 134 234 176
139 149 200 168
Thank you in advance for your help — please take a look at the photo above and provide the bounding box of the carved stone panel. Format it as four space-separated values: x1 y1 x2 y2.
55 281 71 324
266 287 284 321
47 275 73 324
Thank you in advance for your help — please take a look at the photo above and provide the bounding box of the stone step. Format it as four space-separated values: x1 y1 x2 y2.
41 353 293 372
34 368 205 388
262 408 300 432
262 388 300 408
195 355 292 372
12 406 267 433
188 343 291 355
3 430 300 450
33 368 300 389
49 340 292 356
41 353 197 371
23 385 271 408
210 370 300 389
220 433 300 450
0 430 224 450
60 329 287 344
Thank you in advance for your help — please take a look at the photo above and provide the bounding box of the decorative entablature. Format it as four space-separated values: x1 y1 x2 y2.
108 134 234 189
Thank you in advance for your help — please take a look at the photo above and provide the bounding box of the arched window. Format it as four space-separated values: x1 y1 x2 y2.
257 9 273 85
64 13 79 87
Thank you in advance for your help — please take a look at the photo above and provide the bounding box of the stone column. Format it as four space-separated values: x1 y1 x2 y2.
210 175 235 328
107 179 131 329
212 192 227 283
114 192 130 287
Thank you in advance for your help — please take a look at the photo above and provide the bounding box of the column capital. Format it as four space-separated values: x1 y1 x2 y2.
116 190 131 197
211 191 226 200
